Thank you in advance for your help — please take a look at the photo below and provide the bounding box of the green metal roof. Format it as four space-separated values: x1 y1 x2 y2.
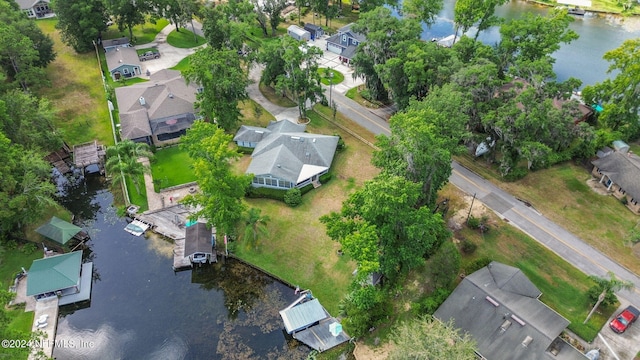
26 251 82 296
35 216 82 245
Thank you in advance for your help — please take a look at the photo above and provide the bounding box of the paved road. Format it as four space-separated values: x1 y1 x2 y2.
327 88 640 310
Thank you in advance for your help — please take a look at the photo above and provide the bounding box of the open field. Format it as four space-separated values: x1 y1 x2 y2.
233 110 380 314
36 19 113 146
455 155 640 275
102 19 170 45
166 29 206 48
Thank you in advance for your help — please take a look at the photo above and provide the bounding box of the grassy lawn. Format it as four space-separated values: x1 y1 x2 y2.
318 68 345 85
36 19 114 146
239 99 277 128
533 0 640 14
102 19 170 45
126 174 148 212
233 110 380 314
344 85 386 109
439 185 613 342
170 56 192 72
455 155 640 276
150 146 197 191
167 29 206 48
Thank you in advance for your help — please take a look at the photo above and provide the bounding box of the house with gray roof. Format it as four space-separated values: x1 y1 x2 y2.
234 120 339 189
592 143 640 214
115 69 199 146
325 23 366 64
102 37 131 52
434 261 588 360
106 47 142 81
16 0 53 18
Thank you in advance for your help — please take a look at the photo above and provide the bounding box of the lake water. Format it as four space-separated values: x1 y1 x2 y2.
416 0 640 86
52 176 309 359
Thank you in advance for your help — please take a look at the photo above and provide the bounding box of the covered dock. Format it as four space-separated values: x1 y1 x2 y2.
280 295 350 352
184 222 216 265
73 140 106 174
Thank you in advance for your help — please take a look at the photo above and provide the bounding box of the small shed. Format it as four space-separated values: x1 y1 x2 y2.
288 25 311 42
613 140 630 154
280 298 327 334
35 217 82 245
304 23 324 40
184 222 214 264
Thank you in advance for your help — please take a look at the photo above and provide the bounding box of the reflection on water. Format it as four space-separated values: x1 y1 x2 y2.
54 177 309 359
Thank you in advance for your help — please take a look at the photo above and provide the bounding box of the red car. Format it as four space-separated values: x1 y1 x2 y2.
609 305 640 334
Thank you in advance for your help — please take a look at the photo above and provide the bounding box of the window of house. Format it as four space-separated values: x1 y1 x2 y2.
342 35 347 42
123 68 129 74
353 41 358 45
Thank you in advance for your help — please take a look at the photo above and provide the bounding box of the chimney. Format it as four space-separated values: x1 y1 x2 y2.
139 97 146 106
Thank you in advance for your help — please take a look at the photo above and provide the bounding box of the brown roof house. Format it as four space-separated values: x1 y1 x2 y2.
234 120 339 189
115 69 200 146
106 47 142 81
591 140 640 215
434 262 589 360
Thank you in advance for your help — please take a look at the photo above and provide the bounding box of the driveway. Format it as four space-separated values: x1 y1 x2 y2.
133 21 205 75
593 301 640 360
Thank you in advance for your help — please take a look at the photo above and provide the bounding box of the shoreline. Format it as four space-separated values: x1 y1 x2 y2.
525 0 640 17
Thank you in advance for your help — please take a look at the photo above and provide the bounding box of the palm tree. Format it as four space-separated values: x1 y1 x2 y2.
105 140 154 195
584 272 634 323
242 208 270 249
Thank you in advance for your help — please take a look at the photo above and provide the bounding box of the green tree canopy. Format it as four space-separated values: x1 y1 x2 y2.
373 86 469 207
52 0 108 53
180 121 251 236
183 47 249 132
105 140 153 195
321 174 450 284
582 38 640 139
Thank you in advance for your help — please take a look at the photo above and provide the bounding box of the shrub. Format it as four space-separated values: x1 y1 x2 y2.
284 188 302 207
335 134 346 151
429 241 461 289
503 167 528 181
246 186 286 201
412 288 453 315
236 146 254 154
460 239 477 254
464 257 492 275
467 215 480 229
20 243 37 255
4 240 18 251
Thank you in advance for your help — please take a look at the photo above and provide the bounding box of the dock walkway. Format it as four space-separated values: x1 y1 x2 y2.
294 317 350 353
29 297 59 360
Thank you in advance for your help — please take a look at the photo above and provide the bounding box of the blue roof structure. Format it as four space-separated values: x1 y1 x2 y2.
280 298 327 334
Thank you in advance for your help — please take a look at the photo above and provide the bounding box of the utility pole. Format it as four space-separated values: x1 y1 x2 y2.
466 193 477 225
329 68 334 106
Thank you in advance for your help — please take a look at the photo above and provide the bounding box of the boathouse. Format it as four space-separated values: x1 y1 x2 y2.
185 222 216 265
26 251 93 305
279 293 350 352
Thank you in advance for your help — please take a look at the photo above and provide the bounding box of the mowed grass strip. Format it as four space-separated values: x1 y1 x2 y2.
151 146 197 190
36 19 114 146
167 29 206 48
455 155 640 275
233 111 380 314
440 184 612 342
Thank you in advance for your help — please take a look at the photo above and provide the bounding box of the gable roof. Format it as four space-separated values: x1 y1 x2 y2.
102 37 130 50
239 120 339 184
184 222 212 257
336 23 366 42
26 251 82 296
116 70 199 139
15 0 47 10
304 23 323 32
280 298 327 334
288 25 310 38
35 216 82 245
105 47 141 72
434 262 585 360
592 151 640 201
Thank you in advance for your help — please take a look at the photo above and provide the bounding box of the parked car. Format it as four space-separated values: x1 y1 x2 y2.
139 51 160 61
609 305 640 334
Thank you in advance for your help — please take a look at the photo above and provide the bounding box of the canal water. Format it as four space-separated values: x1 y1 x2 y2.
53 175 309 359
416 0 640 87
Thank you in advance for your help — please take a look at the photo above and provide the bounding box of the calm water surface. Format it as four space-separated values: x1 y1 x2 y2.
53 176 309 359
416 0 640 86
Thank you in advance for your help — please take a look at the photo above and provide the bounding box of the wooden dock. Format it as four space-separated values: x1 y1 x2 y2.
173 238 191 270
293 317 350 353
73 140 106 173
136 205 191 240
29 297 59 360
